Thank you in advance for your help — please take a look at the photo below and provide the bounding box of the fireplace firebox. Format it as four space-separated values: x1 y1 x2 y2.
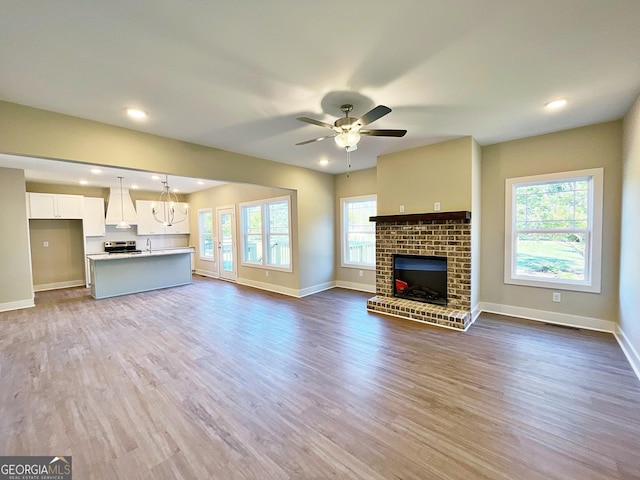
393 254 447 306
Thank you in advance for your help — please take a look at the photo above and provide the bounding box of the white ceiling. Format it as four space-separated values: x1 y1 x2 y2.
0 154 224 194
1 0 640 181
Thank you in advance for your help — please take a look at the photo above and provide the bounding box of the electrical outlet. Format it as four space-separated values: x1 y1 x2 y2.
552 292 561 302
265 270 269 277
400 205 405 213
359 270 363 277
43 241 49 247
434 202 441 211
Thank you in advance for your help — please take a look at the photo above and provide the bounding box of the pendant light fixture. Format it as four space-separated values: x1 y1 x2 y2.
151 174 188 227
115 176 131 229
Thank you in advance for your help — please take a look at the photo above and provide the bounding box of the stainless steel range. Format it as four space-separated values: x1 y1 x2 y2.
104 241 141 254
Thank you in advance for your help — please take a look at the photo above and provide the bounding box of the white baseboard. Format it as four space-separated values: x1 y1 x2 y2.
0 297 35 313
237 278 336 298
237 277 300 298
478 302 616 333
615 326 640 382
335 280 376 294
33 280 86 292
194 269 219 279
471 304 482 324
298 281 336 298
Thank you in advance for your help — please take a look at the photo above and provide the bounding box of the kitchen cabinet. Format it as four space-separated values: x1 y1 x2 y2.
83 197 106 236
136 200 190 235
164 208 190 234
135 200 162 235
28 192 84 219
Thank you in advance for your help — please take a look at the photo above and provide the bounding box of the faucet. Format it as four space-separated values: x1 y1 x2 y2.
146 238 152 252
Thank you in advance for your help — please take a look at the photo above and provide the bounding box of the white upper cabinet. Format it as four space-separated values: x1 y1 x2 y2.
83 197 106 236
164 202 190 234
136 200 190 235
28 192 84 219
135 200 162 235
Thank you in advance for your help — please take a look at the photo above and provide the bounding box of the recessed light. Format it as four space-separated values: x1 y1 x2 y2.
125 107 148 119
131 184 139 190
79 180 89 185
197 180 204 185
319 159 329 167
172 188 180 193
90 168 102 174
151 175 161 180
544 98 567 110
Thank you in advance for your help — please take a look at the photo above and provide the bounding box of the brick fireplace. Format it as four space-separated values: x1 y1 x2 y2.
366 211 473 330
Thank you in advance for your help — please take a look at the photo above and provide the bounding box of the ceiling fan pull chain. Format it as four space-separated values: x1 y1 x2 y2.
346 148 351 178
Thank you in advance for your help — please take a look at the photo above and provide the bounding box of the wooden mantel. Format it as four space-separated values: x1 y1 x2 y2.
369 211 471 223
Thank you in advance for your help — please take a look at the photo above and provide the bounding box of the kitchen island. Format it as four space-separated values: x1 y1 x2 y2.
87 247 193 299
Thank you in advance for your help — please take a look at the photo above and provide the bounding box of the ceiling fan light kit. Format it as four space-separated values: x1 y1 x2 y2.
335 131 361 149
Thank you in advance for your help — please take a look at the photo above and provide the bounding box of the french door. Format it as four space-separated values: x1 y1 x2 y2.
216 206 237 282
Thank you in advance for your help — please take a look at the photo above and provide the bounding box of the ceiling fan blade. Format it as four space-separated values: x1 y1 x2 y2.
296 117 335 129
354 105 392 127
360 129 407 137
295 135 334 146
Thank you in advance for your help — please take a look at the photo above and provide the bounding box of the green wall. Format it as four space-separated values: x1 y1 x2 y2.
188 183 300 293
620 95 640 371
480 121 622 327
0 168 33 311
29 219 85 290
0 100 335 297
334 167 377 291
377 137 474 215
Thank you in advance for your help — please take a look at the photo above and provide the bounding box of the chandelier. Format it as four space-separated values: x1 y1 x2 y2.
152 175 188 226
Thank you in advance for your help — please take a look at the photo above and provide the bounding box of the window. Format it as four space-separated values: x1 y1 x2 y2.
243 204 263 264
198 209 214 260
241 196 291 270
266 200 291 268
341 195 376 269
504 168 603 292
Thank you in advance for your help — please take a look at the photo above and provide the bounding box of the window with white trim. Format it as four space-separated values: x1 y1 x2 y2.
504 168 603 292
240 196 291 271
341 195 376 269
197 208 214 260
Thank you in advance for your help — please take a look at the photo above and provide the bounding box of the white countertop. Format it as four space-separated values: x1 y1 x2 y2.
87 247 194 261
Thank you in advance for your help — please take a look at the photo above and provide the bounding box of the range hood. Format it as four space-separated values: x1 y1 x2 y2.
105 187 138 225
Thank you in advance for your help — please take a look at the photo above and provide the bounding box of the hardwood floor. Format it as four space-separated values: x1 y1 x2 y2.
1 276 639 479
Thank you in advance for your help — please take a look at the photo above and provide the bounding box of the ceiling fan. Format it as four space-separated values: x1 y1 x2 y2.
296 104 407 152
